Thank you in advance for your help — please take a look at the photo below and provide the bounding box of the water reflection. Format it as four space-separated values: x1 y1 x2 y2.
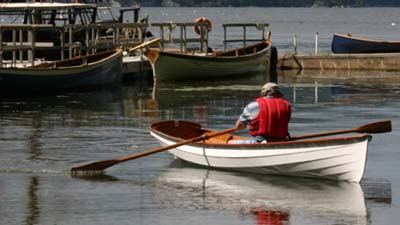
251 209 289 225
151 69 400 111
27 115 43 160
2 69 398 127
25 176 39 225
156 159 368 225
362 179 392 205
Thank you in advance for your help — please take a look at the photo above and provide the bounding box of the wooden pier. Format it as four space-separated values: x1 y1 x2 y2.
277 32 400 71
0 22 147 66
0 2 152 78
277 53 400 71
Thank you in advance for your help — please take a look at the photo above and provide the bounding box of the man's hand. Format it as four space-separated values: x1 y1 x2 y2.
235 120 247 131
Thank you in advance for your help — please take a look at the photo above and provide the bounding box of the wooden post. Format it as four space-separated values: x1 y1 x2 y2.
116 26 120 48
223 25 227 51
183 25 187 53
263 27 266 41
12 30 16 67
200 23 204 53
180 25 183 52
86 26 89 55
68 27 72 59
91 28 95 54
138 24 143 44
315 32 319 55
60 27 65 60
243 25 246 46
160 25 164 51
32 29 35 66
28 28 35 66
205 26 209 55
0 29 3 68
95 27 99 53
293 34 297 54
168 24 172 42
19 30 23 64
134 8 139 23
28 29 33 64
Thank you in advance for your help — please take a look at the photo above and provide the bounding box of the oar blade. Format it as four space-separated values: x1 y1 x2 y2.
357 120 392 134
71 159 119 172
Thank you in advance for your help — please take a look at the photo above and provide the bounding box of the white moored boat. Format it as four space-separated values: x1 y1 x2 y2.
150 120 372 182
146 22 272 81
147 41 271 81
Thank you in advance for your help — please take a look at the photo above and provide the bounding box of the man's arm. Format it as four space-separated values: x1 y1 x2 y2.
235 101 259 131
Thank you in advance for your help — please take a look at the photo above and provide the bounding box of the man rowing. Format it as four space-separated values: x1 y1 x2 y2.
230 82 291 143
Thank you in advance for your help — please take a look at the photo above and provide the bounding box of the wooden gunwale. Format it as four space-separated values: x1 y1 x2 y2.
28 49 120 69
157 41 270 62
149 121 372 150
0 49 122 76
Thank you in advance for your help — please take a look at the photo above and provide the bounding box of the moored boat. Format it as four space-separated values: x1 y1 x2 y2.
0 2 151 78
0 49 123 93
146 22 271 81
147 41 271 80
331 33 400 54
150 120 371 182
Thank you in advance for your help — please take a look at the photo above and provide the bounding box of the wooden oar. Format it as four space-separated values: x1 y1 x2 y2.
128 37 161 53
290 120 392 141
71 127 237 172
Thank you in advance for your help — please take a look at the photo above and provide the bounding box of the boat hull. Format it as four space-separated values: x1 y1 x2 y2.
151 42 271 80
331 33 400 54
150 120 370 182
0 49 123 93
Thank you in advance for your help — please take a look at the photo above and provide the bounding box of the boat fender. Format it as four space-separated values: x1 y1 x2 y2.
194 17 212 35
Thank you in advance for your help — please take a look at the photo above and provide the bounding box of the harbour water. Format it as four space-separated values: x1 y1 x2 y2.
1 7 400 225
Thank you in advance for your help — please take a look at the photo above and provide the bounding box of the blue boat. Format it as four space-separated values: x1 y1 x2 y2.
331 33 400 54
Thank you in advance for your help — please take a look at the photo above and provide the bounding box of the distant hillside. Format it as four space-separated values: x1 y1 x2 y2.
121 0 400 7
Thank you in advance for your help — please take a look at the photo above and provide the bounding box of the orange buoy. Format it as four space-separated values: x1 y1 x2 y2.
194 17 212 35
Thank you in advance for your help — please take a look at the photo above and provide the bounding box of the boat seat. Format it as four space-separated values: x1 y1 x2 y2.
203 132 246 144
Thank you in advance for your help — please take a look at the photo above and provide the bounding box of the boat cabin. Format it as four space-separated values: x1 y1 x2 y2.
0 2 98 25
0 3 147 67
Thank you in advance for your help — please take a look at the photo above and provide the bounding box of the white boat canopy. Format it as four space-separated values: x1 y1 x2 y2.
0 2 97 11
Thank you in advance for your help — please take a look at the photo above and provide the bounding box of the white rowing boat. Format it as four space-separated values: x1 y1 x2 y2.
150 120 371 182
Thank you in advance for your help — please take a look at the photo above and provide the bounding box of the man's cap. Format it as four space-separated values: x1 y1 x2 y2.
261 82 279 95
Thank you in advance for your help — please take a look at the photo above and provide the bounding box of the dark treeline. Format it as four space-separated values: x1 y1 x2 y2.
124 0 400 7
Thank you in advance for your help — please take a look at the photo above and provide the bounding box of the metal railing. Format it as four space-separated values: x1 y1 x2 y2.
0 22 148 68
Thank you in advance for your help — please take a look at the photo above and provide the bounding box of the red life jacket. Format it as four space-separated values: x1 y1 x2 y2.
249 97 291 139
